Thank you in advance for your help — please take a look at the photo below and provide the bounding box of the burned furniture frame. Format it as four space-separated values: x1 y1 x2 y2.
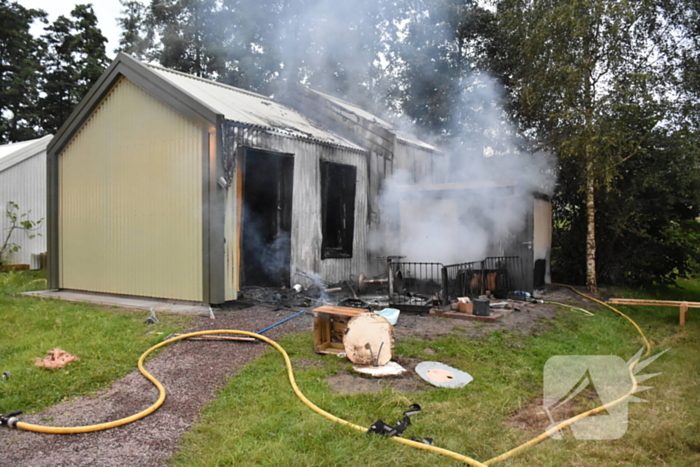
387 256 524 312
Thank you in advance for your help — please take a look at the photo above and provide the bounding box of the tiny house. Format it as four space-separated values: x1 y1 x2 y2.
47 53 549 304
46 53 441 303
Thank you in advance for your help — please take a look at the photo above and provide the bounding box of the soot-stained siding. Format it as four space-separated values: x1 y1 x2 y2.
222 123 377 292
320 161 357 259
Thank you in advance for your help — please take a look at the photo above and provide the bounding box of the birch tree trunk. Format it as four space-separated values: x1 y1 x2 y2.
585 157 597 293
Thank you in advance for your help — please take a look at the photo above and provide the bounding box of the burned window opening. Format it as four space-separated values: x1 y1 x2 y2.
321 161 356 259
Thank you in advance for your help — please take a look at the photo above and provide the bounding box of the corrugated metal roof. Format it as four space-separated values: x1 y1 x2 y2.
146 65 364 151
306 89 441 153
0 135 52 172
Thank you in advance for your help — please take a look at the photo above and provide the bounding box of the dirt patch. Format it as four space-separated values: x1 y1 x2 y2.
327 356 429 394
506 391 599 434
327 372 429 394
541 285 603 310
393 300 556 340
325 287 573 397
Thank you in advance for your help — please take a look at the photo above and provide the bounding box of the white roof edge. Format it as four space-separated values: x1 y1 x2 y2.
0 135 52 173
308 88 395 128
397 180 517 191
145 63 273 103
396 135 441 153
223 119 368 153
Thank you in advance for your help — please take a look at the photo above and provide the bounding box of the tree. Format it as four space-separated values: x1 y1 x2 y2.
267 0 391 107
144 0 226 79
486 0 689 291
115 0 151 58
553 123 700 286
382 0 522 182
0 0 46 143
597 128 700 285
39 4 109 134
675 0 700 131
139 0 393 107
387 0 491 134
208 0 283 93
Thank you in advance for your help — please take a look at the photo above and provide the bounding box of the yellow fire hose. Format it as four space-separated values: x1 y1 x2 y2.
3 286 656 466
553 283 652 357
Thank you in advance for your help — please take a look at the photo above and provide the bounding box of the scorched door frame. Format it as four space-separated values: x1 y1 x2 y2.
238 147 294 288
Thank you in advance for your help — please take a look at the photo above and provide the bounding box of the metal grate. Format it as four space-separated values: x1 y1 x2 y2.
484 256 524 296
389 262 445 310
443 256 523 301
443 260 483 301
388 256 525 310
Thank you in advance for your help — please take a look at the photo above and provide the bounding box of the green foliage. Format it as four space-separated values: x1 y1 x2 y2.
0 0 46 143
484 0 700 287
115 0 151 57
554 127 700 286
387 0 493 139
0 270 191 413
0 201 43 266
38 4 109 134
0 2 108 142
143 0 226 79
128 0 395 109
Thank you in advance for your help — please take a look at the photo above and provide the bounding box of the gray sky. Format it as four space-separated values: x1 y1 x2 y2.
19 0 124 58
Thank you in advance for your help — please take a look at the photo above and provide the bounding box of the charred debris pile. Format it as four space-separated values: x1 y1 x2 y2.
239 255 531 315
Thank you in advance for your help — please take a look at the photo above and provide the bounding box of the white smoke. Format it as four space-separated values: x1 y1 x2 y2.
264 1 557 265
374 74 556 264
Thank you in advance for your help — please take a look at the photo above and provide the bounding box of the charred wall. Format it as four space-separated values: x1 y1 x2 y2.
222 123 377 295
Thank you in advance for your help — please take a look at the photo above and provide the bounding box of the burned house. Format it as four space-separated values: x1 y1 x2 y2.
284 87 552 301
46 53 442 303
46 53 550 305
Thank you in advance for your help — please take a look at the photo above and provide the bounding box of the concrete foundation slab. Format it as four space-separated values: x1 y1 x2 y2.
22 289 211 315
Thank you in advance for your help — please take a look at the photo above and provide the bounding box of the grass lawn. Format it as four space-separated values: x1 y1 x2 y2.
0 270 191 414
171 284 700 467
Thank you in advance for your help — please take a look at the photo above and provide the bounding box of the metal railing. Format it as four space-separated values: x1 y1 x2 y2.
389 261 445 309
443 256 523 301
443 260 482 301
388 256 525 310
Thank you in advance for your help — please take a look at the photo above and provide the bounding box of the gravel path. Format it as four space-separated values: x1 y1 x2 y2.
0 306 313 467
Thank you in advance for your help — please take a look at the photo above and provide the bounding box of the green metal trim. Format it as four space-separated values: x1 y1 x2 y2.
46 148 59 289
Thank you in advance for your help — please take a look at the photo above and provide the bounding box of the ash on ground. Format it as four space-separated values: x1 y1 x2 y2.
237 284 391 311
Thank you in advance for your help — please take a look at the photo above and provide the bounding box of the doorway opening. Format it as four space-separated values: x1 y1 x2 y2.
240 148 294 287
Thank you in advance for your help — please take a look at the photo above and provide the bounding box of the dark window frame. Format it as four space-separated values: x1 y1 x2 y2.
320 160 357 259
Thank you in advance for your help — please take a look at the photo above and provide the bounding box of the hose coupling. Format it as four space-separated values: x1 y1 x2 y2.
0 411 22 428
